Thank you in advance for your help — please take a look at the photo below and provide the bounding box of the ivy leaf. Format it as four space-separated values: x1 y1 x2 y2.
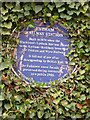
35 5 43 14
60 13 66 18
69 62 75 66
0 95 4 101
67 102 76 110
58 7 65 13
83 4 89 12
52 93 58 98
53 98 60 105
29 111 35 118
44 111 51 118
4 103 12 111
52 15 59 20
85 64 90 71
37 111 44 118
44 2 48 6
14 8 23 12
10 14 18 22
60 13 72 20
3 22 12 29
1 7 8 15
1 14 9 21
85 48 90 53
81 108 86 113
14 95 23 102
75 3 81 10
24 11 30 16
5 3 13 9
12 3 23 12
58 108 63 114
3 112 8 118
19 106 26 114
78 41 84 48
69 3 75 8
66 15 72 20
74 10 80 16
55 2 64 8
23 4 31 11
31 3 35 11
67 10 74 15
48 4 54 11
46 13 51 17
0 84 5 89
77 75 85 80
18 13 23 19
80 94 86 101
0 60 12 71
79 70 85 75
28 24 34 28
86 112 90 118
2 29 11 35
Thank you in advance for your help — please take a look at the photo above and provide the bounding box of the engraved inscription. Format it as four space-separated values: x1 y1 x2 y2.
16 21 69 83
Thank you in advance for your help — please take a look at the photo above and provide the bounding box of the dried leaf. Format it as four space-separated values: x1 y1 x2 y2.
2 75 8 81
49 96 54 104
61 100 68 106
86 99 90 105
65 89 71 94
13 48 17 58
76 103 83 109
77 30 80 34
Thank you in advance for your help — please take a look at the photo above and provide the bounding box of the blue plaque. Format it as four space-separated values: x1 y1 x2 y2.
15 20 70 83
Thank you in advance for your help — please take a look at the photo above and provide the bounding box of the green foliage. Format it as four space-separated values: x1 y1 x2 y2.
35 5 43 14
1 1 90 120
0 59 12 71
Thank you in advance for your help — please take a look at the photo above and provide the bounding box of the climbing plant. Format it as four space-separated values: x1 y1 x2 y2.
1 1 90 120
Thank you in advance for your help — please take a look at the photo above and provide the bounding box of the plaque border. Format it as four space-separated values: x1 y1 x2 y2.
12 19 72 86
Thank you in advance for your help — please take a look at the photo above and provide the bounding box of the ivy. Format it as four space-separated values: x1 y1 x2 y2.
1 1 90 120
35 5 43 14
1 7 8 15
